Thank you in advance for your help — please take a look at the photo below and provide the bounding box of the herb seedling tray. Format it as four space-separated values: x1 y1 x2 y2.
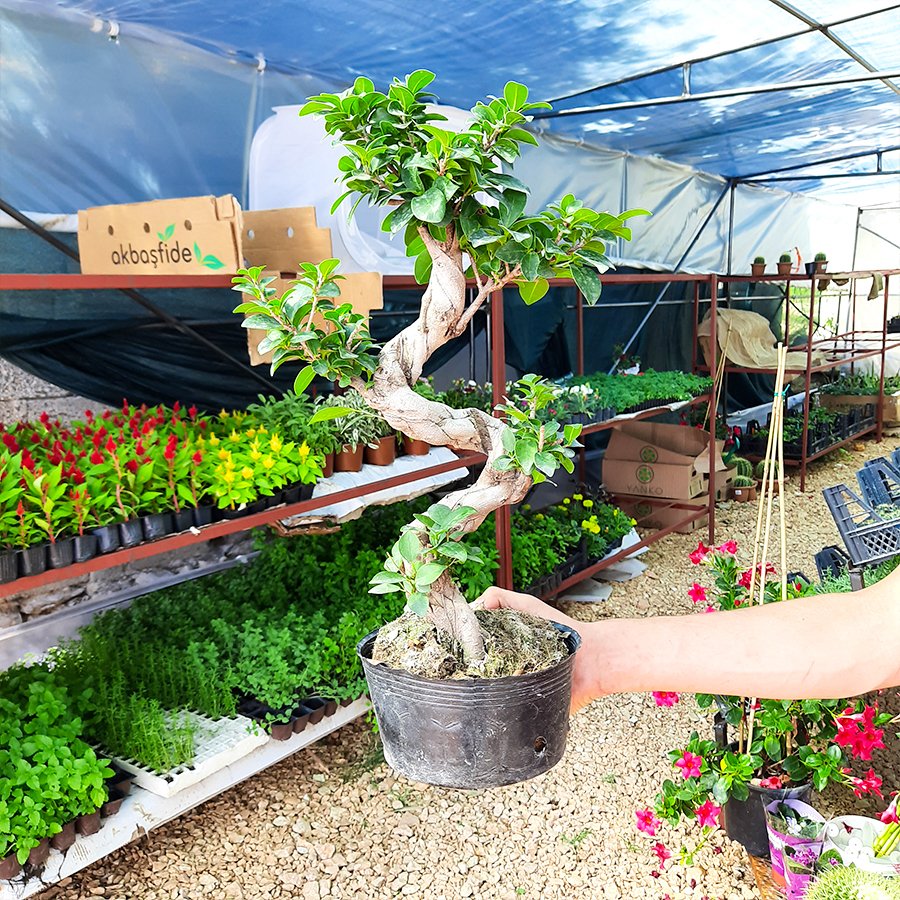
98 711 268 798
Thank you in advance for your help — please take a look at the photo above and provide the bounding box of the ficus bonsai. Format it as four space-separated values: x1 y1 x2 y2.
234 71 644 669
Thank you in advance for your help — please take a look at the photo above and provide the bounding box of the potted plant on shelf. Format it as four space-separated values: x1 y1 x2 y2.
315 390 385 473
731 474 757 502
751 256 766 277
777 253 793 276
0 453 22 583
233 70 645 787
814 251 828 273
637 542 893 867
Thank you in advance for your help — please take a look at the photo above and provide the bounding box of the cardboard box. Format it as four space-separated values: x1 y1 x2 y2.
617 495 709 534
602 421 728 500
246 271 383 367
78 195 243 275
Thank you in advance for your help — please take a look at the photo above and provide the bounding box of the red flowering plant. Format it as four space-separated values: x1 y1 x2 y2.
0 451 26 550
637 539 894 869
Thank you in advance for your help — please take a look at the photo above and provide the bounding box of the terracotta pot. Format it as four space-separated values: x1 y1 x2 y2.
750 263 765 277
732 485 757 503
0 851 22 880
815 260 826 273
364 436 396 467
50 820 77 852
27 838 50 868
334 444 364 473
75 810 101 836
322 453 334 478
402 435 431 456
777 262 792 276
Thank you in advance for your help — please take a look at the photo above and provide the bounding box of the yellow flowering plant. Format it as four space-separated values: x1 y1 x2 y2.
546 492 635 561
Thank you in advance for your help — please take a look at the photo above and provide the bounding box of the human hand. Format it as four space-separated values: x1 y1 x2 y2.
477 586 602 713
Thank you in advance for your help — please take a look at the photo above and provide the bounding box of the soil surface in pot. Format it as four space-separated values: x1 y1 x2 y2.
372 608 569 678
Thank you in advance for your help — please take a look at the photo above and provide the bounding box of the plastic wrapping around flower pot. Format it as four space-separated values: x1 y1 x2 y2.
17 544 47 577
765 798 824 884
358 621 580 789
118 519 144 548
172 509 194 533
0 550 16 584
192 506 214 527
74 533 99 563
722 782 812 858
48 537 76 569
92 525 121 554
141 512 174 541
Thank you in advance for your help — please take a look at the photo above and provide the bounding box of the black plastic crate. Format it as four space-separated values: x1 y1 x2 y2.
857 457 900 508
814 544 850 581
822 483 900 566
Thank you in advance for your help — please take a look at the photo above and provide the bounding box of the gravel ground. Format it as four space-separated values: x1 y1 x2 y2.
47 436 900 900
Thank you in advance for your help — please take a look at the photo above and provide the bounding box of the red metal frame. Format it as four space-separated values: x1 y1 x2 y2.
695 269 899 491
2 268 723 600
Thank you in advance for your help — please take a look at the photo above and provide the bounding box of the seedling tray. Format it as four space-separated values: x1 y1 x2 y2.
99 711 268 798
823 483 900 567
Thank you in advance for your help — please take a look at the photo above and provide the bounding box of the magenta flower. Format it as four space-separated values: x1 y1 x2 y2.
847 768 883 799
689 541 711 565
652 842 672 867
674 751 703 779
695 800 721 828
716 539 738 555
688 582 708 604
636 808 661 836
652 691 680 707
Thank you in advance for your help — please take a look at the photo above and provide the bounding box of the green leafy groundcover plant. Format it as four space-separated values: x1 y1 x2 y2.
634 541 895 874
233 69 646 667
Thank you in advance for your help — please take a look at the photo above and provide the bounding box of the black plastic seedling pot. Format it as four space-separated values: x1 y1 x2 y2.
358 621 581 789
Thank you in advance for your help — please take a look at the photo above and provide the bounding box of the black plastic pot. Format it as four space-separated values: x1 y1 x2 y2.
50 820 76 851
192 505 214 527
17 544 47 577
101 786 126 818
73 533 99 563
141 512 174 541
118 519 144 548
75 810 101 836
93 525 121 554
172 509 194 532
27 838 50 869
48 537 76 569
722 781 812 858
358 622 581 788
301 697 327 725
0 549 16 584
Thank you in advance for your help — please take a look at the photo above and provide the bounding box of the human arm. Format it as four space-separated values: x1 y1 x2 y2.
479 564 900 711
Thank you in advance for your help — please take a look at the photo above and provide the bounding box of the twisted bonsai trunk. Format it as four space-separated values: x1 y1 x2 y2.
355 227 529 665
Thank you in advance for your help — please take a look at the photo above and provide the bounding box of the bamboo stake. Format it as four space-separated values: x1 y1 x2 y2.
706 325 732 429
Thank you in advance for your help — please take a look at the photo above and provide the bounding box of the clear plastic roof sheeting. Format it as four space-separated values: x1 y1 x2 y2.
1 0 897 219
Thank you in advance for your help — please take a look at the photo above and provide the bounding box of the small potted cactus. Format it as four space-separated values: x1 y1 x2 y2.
754 459 781 495
814 251 828 273
732 474 757 502
777 252 793 276
751 255 766 277
804 865 896 900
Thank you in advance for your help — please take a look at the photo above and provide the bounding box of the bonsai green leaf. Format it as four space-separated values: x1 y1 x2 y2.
414 249 433 284
521 252 540 282
518 278 549 305
438 543 468 562
407 593 429 617
308 406 354 423
415 563 446 588
619 208 652 220
411 187 447 223
406 69 436 95
503 81 529 109
571 265 601 305
398 530 421 564
507 127 538 146
293 365 316 395
242 314 282 330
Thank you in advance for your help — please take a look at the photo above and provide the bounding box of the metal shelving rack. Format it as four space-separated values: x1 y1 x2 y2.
692 269 900 491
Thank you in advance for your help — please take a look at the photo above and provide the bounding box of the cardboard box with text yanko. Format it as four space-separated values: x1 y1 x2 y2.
601 421 727 500
78 195 244 275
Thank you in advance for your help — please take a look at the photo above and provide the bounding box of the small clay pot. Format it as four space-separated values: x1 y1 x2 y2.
50 820 77 852
27 838 50 868
48 537 76 569
322 453 334 478
364 436 397 467
75 810 101 836
73 533 99 563
101 787 125 818
750 263 765 277
334 443 364 473
732 485 757 503
815 259 827 273
0 851 22 880
777 262 792 276
402 435 431 456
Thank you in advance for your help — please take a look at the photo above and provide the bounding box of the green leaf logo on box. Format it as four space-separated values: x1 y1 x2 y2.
639 445 658 463
157 223 175 243
636 464 654 484
192 242 225 270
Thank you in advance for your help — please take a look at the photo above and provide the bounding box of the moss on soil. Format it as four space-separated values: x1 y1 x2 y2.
371 608 569 678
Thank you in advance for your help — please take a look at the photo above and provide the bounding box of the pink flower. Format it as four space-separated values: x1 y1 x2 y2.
652 691 680 707
758 776 784 790
847 768 883 799
880 798 898 825
695 800 721 829
717 539 738 555
688 582 708 604
738 561 777 589
703 605 716 614
689 541 711 565
675 751 703 779
835 705 885 761
652 842 672 867
636 808 661 836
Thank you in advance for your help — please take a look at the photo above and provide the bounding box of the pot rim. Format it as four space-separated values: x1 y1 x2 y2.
357 619 581 687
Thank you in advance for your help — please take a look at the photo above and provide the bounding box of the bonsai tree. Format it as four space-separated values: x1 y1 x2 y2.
234 71 643 670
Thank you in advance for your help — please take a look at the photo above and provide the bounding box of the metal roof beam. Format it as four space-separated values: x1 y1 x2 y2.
533 71 900 118
765 0 900 95
546 4 900 103
738 145 900 179
744 171 900 182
